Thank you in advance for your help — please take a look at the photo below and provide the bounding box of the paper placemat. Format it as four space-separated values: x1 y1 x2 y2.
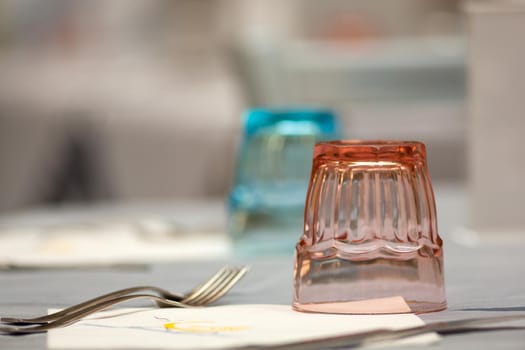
48 304 439 349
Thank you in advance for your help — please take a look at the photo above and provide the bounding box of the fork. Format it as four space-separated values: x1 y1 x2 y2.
1 294 192 334
1 265 249 326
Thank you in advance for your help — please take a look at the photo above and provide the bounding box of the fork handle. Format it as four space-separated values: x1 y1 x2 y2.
1 286 181 325
0 294 193 334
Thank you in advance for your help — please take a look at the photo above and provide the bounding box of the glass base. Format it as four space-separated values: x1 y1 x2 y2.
293 300 447 315
293 248 447 314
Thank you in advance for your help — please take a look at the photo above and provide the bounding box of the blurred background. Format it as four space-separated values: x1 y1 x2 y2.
0 0 467 213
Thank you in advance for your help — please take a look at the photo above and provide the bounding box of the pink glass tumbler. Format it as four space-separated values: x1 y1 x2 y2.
293 141 446 314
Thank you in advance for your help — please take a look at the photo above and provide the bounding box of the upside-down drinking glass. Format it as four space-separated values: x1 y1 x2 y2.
293 141 446 314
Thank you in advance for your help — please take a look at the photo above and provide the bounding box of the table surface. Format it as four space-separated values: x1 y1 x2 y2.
1 185 525 349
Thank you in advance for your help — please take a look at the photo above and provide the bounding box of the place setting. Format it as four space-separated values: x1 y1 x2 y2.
2 116 524 349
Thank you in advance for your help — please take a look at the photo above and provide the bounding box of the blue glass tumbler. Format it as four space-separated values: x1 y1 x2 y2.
228 108 340 255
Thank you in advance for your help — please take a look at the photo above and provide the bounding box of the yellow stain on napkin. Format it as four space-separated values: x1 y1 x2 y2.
164 321 249 333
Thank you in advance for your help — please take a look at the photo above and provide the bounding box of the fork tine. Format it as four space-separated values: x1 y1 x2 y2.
187 267 237 305
181 266 234 304
180 266 230 303
185 266 249 306
196 266 249 305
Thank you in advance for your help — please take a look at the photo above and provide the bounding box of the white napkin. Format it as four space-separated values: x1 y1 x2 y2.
0 223 230 268
47 304 439 349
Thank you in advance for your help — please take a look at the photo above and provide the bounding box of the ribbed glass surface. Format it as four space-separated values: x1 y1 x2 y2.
294 141 446 314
